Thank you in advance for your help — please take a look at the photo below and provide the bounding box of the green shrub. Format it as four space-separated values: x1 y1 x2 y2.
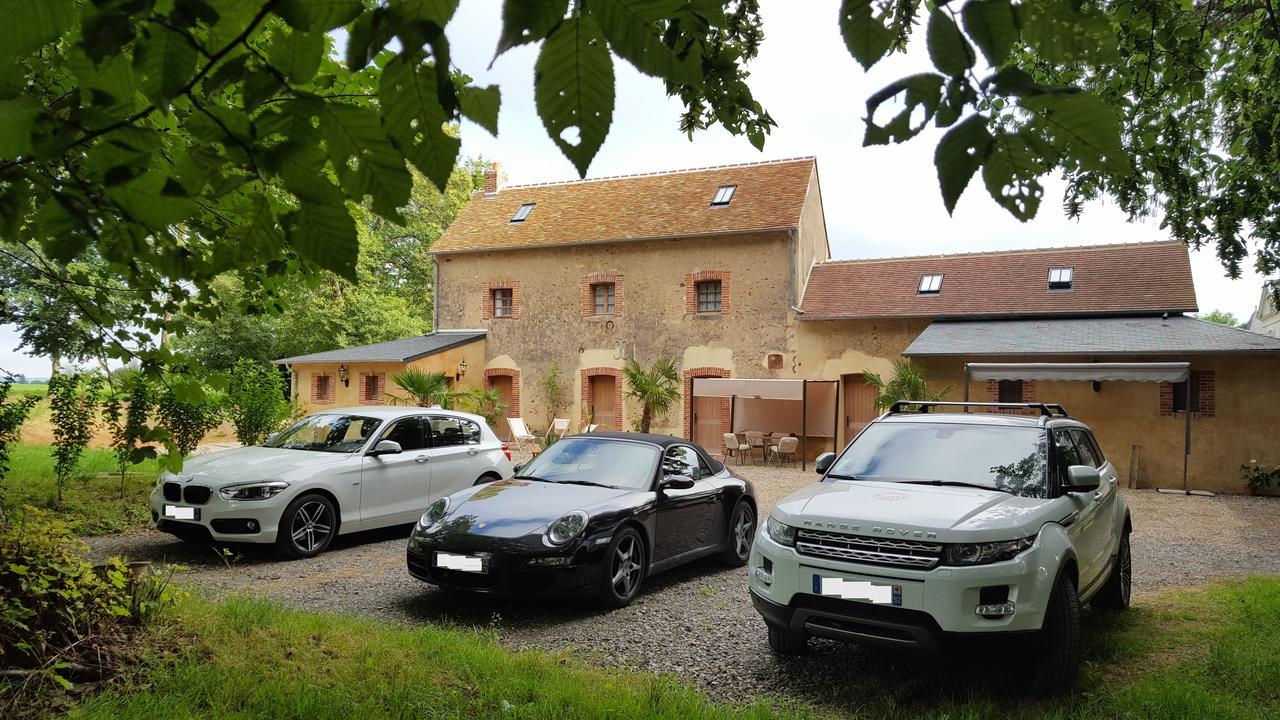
1241 461 1280 493
47 372 102 503
225 360 290 445
0 377 40 512
155 384 223 456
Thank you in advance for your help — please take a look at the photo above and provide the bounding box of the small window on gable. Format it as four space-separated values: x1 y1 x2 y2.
1048 267 1073 290
710 185 736 206
510 203 535 223
918 274 943 294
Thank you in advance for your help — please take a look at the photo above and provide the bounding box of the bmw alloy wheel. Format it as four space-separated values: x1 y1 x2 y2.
291 500 333 554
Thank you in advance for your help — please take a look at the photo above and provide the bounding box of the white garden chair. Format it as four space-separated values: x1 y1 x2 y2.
551 418 570 434
584 424 600 433
507 417 537 450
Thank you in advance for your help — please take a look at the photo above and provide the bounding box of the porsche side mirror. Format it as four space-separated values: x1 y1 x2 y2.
661 475 695 491
369 440 403 456
814 452 836 475
1063 465 1101 493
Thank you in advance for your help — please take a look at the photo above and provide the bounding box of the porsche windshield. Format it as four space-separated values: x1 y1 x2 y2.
829 423 1049 498
264 414 383 453
516 438 660 490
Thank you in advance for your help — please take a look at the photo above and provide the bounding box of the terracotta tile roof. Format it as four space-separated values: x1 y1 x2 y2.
800 241 1198 320
432 157 816 253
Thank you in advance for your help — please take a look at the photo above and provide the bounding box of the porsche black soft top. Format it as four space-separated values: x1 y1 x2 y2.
564 432 726 473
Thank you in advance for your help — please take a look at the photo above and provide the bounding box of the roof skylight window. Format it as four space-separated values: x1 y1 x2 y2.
710 185 736 206
510 203 535 223
1048 267 1073 290
918 274 943 294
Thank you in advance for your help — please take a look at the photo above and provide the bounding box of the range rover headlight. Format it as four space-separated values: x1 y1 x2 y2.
218 481 289 501
765 516 796 547
942 536 1035 566
418 498 450 529
546 511 588 545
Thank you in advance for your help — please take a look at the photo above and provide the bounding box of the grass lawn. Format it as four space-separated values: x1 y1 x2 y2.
4 443 161 536
61 577 1279 719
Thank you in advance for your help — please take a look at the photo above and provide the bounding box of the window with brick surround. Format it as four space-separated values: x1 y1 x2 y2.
312 375 335 404
696 280 722 312
592 283 615 315
492 288 513 318
360 373 384 404
1160 371 1214 417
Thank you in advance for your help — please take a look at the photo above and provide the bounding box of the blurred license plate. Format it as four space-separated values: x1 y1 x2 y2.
435 552 486 574
813 574 901 606
163 505 198 521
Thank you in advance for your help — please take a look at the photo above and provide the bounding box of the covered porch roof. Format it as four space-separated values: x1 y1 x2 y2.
274 330 486 365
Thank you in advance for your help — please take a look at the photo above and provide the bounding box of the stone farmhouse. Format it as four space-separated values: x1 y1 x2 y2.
277 157 1280 494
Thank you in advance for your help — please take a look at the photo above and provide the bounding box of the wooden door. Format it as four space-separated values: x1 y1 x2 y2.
488 376 514 439
842 374 878 443
692 396 723 451
589 375 616 429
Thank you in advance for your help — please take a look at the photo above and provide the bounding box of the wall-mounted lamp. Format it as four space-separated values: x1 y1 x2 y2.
456 358 468 382
338 364 349 387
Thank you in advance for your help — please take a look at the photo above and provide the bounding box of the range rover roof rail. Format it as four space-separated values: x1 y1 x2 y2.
888 401 1070 418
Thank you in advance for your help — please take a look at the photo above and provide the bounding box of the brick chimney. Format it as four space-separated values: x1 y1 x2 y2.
483 162 501 196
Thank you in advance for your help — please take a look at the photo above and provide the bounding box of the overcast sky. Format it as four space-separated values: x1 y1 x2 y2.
1 0 1269 378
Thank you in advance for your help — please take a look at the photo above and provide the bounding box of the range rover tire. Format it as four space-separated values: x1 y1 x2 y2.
275 493 337 559
766 624 809 655
598 525 646 608
1090 531 1132 613
719 501 755 566
1028 572 1082 697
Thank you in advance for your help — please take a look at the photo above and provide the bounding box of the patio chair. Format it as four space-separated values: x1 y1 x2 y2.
584 424 600 433
769 436 800 467
551 418 570 435
744 431 766 464
507 417 537 451
722 433 745 464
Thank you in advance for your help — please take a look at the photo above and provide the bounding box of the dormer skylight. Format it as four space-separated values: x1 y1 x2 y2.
918 274 943 294
710 185 736 206
1048 266 1073 290
510 203 535 223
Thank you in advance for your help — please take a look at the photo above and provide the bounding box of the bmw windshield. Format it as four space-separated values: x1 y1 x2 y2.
828 422 1049 498
515 438 660 490
264 414 383 453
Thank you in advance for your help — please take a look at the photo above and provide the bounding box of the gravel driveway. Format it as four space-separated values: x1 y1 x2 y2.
85 463 1280 708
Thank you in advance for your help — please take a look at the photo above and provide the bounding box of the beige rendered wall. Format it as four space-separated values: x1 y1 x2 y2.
287 339 486 412
793 165 831 306
437 233 796 435
917 354 1280 495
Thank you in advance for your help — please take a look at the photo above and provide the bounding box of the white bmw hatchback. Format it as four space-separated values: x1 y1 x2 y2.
149 407 514 558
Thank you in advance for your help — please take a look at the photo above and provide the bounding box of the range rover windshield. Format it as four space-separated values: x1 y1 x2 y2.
828 423 1048 498
264 414 383 453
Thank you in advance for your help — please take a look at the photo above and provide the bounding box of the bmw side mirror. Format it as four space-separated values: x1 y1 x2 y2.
661 475 695 491
814 452 836 475
1063 465 1101 493
370 440 403 456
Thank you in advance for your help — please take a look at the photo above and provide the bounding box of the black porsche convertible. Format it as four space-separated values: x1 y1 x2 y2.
406 432 757 607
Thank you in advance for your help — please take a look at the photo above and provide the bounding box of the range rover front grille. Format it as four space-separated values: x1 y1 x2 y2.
182 485 212 505
162 482 181 502
796 530 943 570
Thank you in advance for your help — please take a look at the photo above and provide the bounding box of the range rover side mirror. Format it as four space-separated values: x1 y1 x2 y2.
660 475 696 491
1063 465 1101 493
370 440 403 456
512 462 525 474
814 452 836 475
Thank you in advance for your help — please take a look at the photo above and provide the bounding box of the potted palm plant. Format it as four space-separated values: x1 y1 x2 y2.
391 369 462 408
863 360 952 411
622 356 680 433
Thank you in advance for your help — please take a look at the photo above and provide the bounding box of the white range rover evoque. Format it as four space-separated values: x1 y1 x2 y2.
750 401 1131 696
149 407 514 558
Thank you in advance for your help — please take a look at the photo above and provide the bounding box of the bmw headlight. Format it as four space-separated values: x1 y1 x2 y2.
546 511 588 545
942 536 1035 566
418 498 450 529
765 515 796 547
218 481 289 501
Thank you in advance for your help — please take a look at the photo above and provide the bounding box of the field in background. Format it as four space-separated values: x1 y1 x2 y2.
4 444 161 536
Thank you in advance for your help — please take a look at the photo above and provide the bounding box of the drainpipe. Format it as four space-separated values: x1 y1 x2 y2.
431 255 440 332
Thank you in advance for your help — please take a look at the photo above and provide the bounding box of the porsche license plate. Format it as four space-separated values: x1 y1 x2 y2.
812 574 901 606
163 505 199 521
434 552 487 574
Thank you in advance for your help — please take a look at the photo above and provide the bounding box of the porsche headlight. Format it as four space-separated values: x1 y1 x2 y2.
418 498 450 529
942 537 1035 566
765 515 796 547
218 481 289 501
546 511 588 545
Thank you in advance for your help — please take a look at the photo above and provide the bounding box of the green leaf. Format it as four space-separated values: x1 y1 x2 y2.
0 96 39 160
534 16 615 177
345 7 393 71
388 0 459 27
982 132 1043 221
285 200 358 280
105 172 199 227
268 27 325 84
494 0 569 59
459 84 500 135
926 9 974 77
134 24 198 102
961 0 1017 67
380 55 460 191
81 11 137 64
587 0 699 84
1021 92 1129 174
839 0 896 71
1020 0 1116 65
985 67 1044 97
864 73 945 146
934 114 992 214
276 0 362 32
318 103 411 221
0 0 74 57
